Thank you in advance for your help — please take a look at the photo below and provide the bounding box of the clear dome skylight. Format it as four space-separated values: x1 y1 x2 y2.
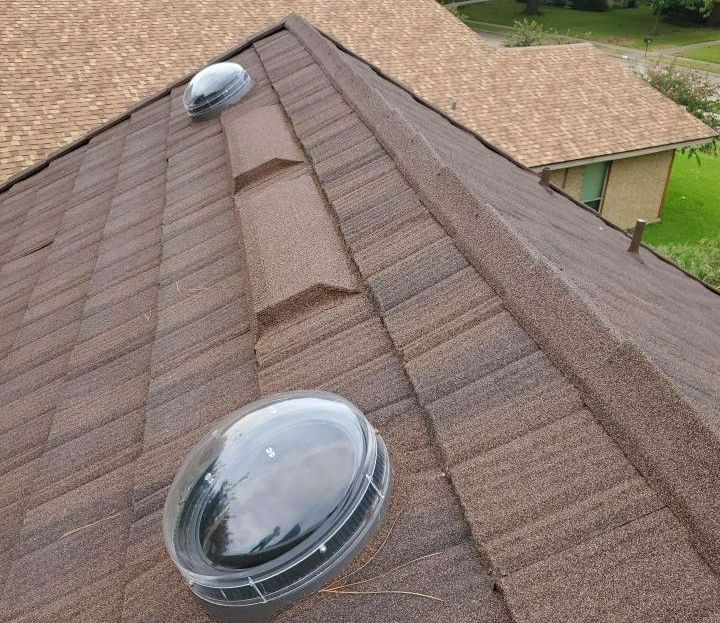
163 391 392 622
183 62 252 119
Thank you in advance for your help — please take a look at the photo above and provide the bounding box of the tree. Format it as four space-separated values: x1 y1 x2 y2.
709 0 720 24
505 19 547 46
525 0 542 14
648 0 717 32
648 0 666 33
645 63 720 156
445 5 468 20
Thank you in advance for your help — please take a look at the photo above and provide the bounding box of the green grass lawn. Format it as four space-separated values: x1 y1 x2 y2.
645 152 720 245
460 0 720 49
671 55 720 74
643 152 720 286
680 42 720 63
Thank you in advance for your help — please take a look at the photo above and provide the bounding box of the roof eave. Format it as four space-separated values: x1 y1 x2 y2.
532 135 718 171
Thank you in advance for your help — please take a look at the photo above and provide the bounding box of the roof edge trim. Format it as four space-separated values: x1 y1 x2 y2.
0 19 289 196
534 136 717 170
285 13 720 574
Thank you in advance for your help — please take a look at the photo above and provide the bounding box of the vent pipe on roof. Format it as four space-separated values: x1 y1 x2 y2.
628 219 647 254
184 62 253 120
539 167 551 188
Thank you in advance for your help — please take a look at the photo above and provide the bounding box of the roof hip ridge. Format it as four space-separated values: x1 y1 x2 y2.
284 13 720 576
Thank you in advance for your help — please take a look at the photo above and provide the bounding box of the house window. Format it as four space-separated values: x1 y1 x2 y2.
580 161 610 211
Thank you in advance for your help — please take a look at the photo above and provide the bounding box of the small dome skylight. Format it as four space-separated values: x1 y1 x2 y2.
183 62 252 119
163 391 392 622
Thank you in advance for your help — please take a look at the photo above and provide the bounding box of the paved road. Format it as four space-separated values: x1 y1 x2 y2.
475 30 506 46
664 39 720 53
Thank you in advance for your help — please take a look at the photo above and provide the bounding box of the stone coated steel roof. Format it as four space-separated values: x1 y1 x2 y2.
0 16 719 623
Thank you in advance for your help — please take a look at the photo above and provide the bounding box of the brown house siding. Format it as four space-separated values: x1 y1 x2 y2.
550 166 584 198
552 150 675 229
601 150 675 228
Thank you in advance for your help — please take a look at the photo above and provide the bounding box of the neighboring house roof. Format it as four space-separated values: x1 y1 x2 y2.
475 42 718 167
1 15 720 623
1 1 716 184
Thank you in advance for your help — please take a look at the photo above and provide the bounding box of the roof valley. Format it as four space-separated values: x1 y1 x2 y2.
274 19 720 621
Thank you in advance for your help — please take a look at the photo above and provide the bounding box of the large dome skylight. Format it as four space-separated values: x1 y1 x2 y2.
183 62 252 119
163 391 392 622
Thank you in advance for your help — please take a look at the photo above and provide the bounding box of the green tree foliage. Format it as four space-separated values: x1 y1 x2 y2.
505 19 547 45
645 63 720 157
504 19 579 46
648 0 717 32
445 5 469 20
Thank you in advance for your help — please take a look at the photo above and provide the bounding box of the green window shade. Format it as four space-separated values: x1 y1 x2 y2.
581 161 609 211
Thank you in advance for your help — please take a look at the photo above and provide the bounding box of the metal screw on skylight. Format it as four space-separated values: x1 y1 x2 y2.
163 391 392 622
183 62 253 120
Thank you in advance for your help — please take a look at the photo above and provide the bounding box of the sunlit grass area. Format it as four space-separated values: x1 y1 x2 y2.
460 0 720 49
644 152 720 286
680 43 720 64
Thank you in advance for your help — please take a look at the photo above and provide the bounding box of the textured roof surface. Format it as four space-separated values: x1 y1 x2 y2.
470 42 717 166
1 0 715 184
1 16 719 623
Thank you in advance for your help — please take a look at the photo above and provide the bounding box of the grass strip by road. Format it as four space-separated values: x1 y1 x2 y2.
461 18 720 73
680 43 720 64
460 0 720 49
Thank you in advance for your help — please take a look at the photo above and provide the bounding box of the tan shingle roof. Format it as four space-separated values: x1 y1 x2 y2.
0 1 715 182
477 43 717 166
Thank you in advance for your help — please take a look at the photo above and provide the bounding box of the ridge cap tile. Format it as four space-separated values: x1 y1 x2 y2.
237 171 360 328
221 102 305 190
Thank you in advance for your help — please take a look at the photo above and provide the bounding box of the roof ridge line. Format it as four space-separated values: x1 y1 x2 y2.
287 15 718 298
284 14 720 575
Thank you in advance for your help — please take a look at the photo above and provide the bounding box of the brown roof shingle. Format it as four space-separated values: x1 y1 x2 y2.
1 0 715 183
1 16 719 623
